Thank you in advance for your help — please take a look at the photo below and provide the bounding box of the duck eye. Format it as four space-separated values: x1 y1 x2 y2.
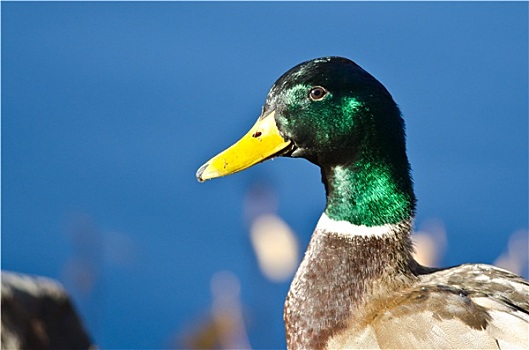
309 86 327 101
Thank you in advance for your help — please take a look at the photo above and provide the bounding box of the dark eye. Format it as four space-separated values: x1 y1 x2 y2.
309 86 328 101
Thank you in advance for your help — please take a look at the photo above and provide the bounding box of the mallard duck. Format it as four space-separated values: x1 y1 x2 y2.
196 57 529 349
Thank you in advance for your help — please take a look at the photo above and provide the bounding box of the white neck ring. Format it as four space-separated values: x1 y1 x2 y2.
316 213 399 238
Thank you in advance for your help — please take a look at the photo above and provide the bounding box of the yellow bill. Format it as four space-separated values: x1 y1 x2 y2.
196 110 291 182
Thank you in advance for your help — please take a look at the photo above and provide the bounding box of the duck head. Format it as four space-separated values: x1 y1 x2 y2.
197 56 408 182
197 56 415 226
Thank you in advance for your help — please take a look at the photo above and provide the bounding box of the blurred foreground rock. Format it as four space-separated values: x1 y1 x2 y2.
1 271 94 350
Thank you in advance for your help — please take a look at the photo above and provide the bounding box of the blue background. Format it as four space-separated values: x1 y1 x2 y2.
2 2 527 349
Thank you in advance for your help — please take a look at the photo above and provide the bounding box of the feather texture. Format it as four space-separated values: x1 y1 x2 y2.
328 265 529 349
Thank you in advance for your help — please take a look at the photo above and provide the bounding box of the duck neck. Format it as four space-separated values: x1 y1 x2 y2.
322 153 415 227
284 156 418 349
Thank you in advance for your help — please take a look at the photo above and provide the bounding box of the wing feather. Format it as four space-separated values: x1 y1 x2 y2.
327 264 529 349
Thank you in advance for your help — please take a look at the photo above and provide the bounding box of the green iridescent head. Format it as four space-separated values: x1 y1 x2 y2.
197 56 415 226
265 56 407 168
264 57 415 225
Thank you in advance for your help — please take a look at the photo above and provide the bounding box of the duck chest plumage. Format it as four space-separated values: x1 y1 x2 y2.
197 57 529 349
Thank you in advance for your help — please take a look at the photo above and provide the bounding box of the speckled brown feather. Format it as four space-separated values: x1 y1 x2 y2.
330 264 529 349
284 221 418 349
284 224 529 349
